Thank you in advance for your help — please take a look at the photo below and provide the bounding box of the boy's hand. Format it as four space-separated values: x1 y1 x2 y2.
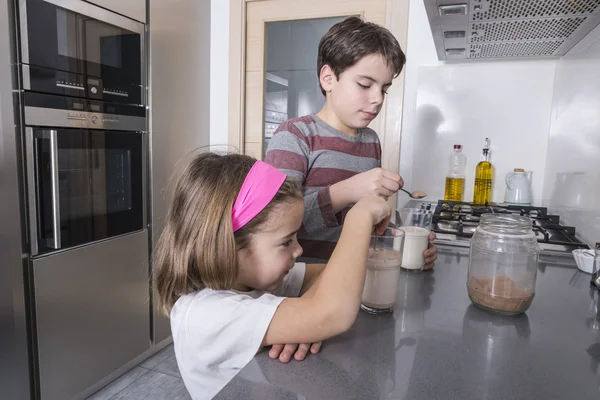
331 168 404 208
269 342 322 363
424 231 438 270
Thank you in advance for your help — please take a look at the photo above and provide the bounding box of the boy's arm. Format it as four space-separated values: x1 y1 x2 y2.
265 122 342 232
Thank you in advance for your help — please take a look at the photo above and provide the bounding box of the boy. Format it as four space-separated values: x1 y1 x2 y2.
265 16 437 267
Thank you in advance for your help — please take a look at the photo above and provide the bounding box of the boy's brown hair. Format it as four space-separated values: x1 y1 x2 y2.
152 152 302 316
317 16 406 95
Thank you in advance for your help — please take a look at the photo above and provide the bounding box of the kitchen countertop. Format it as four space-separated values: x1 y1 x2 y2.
216 246 600 400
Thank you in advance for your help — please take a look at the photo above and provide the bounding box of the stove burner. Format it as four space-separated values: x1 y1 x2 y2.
431 200 588 252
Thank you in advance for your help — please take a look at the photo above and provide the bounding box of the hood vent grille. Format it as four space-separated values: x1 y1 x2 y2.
470 18 587 42
470 41 564 58
471 0 600 20
424 0 600 60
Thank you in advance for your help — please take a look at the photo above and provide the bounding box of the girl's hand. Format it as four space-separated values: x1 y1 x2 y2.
269 342 323 363
349 195 391 235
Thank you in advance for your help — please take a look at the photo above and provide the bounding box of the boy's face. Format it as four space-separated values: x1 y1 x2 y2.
321 53 394 132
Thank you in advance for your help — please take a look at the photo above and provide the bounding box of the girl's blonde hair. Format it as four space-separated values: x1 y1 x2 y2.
152 152 301 315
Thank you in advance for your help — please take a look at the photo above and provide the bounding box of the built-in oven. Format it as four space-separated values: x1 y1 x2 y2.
19 0 145 105
24 92 146 255
15 2 150 398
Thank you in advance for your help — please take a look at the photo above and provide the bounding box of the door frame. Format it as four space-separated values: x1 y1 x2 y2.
228 0 410 203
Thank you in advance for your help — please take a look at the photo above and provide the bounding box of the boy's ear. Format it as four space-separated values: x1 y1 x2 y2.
319 64 335 93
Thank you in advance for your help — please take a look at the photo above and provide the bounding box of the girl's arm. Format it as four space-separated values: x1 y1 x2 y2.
261 196 390 347
299 264 325 297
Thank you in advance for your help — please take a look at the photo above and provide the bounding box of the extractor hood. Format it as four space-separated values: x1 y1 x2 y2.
423 0 600 60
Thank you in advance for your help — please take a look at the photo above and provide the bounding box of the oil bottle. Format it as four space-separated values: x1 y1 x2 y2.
473 137 493 205
444 144 466 202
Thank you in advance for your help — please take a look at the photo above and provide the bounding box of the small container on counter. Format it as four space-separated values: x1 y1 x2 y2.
361 227 405 314
590 242 600 289
467 214 539 316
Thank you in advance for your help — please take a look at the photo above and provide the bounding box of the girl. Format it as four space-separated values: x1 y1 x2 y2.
153 152 390 399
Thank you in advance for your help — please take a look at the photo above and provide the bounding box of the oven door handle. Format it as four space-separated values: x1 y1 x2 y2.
28 129 62 253
48 129 61 249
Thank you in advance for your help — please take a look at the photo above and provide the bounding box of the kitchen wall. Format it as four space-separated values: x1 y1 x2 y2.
398 0 556 209
401 0 599 246
210 0 229 150
541 49 600 246
149 0 211 341
150 0 211 229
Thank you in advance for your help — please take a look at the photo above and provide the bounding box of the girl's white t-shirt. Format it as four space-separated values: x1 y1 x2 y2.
170 262 306 400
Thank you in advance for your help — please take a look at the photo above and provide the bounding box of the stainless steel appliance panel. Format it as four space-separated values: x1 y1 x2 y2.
33 230 150 400
0 0 32 398
24 105 147 131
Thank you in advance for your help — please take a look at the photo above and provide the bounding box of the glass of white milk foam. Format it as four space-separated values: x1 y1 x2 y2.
397 208 434 272
360 227 405 314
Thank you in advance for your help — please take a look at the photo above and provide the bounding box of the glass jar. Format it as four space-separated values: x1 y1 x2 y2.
467 214 539 316
361 227 405 314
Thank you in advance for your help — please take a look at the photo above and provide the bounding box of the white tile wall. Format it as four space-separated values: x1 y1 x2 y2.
542 52 600 246
398 0 556 208
400 0 600 246
405 62 556 205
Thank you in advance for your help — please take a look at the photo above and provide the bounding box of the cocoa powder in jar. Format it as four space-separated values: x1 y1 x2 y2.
467 275 534 313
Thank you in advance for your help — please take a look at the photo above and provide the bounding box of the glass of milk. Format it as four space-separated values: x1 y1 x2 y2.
396 208 434 272
360 227 405 314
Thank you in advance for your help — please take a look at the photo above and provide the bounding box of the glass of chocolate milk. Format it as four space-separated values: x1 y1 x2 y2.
361 227 405 314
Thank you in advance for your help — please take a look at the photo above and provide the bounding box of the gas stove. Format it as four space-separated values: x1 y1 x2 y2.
427 200 589 255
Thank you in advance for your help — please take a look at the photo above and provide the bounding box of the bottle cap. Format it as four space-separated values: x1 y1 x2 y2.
454 144 462 150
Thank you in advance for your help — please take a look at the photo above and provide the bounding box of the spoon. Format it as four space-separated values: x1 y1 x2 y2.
399 188 427 199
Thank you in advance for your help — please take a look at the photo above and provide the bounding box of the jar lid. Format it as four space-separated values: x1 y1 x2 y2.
514 168 525 172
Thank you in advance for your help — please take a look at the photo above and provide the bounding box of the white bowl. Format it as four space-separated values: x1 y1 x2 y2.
572 249 596 274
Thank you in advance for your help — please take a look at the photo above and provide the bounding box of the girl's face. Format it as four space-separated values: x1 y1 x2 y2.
235 200 304 292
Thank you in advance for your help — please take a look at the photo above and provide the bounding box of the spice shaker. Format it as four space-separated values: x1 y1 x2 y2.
590 242 600 289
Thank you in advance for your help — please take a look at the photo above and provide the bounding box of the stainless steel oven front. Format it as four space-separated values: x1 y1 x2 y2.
19 0 145 105
24 92 147 255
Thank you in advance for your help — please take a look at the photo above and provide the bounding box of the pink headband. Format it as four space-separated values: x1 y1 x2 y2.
232 161 287 232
